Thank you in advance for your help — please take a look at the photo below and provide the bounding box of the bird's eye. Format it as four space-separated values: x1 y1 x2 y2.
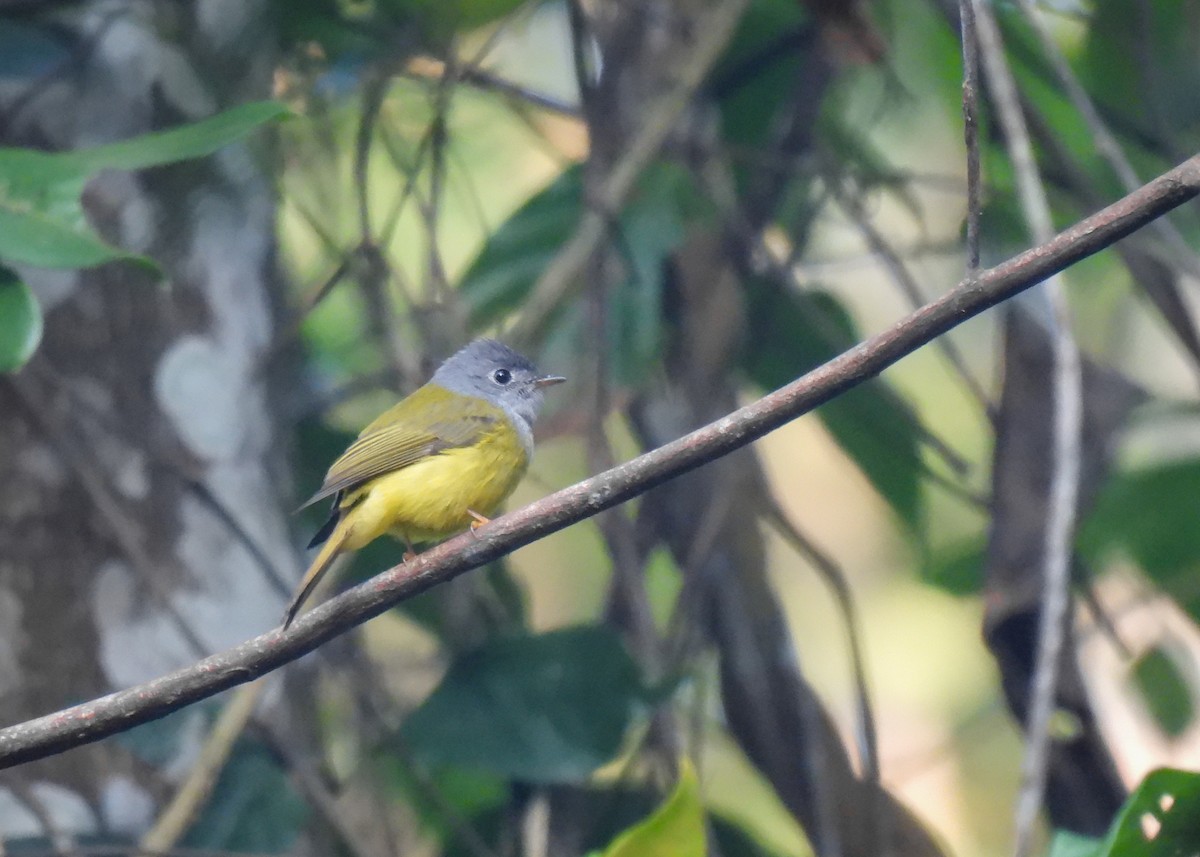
492 368 512 385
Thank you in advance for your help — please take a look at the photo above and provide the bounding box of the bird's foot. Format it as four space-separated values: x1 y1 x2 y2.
467 509 491 538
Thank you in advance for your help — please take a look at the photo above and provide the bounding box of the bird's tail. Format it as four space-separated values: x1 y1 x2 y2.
283 516 351 629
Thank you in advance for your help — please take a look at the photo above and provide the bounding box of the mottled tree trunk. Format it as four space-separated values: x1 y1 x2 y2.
0 1 292 840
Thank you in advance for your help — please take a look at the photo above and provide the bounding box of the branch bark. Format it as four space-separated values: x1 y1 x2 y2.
2 153 1199 770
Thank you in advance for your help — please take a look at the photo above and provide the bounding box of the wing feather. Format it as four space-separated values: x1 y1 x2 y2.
299 387 499 508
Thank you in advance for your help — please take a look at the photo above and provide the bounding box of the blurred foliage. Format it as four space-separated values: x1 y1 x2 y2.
9 0 1200 855
229 0 1200 851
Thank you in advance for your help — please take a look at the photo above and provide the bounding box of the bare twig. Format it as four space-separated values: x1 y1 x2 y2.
257 242 351 371
762 501 878 787
419 79 452 301
183 479 293 600
959 0 982 272
0 153 1198 768
404 56 580 117
970 4 1083 855
354 76 387 244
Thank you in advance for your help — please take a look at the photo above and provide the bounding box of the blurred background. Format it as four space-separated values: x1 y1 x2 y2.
2 0 1200 855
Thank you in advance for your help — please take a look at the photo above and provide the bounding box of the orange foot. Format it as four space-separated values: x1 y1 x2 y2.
467 509 491 538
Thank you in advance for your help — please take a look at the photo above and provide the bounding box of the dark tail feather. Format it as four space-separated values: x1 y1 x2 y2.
307 505 340 549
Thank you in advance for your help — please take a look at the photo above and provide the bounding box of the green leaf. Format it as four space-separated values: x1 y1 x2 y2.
0 205 146 269
1130 647 1196 738
601 761 705 857
402 626 643 783
0 267 42 372
0 101 287 270
741 279 923 532
1080 458 1200 621
1093 768 1200 857
68 101 289 174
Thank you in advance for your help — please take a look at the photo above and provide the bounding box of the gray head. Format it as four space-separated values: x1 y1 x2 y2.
431 339 565 440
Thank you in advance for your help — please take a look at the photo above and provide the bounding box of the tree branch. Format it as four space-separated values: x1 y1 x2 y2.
1 154 1199 770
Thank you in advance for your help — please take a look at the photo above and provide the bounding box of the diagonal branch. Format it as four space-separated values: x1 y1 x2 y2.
0 153 1199 770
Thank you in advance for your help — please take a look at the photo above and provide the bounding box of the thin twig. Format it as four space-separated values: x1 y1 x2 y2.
376 118 433 256
354 75 388 244
762 501 879 788
403 56 580 117
970 5 1083 856
959 0 982 272
183 479 293 599
1 153 1198 768
419 77 452 301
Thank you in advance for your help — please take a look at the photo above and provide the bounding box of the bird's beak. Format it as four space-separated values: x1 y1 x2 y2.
534 375 567 389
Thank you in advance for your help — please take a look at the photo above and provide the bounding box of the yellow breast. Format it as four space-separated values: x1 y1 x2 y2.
338 417 529 550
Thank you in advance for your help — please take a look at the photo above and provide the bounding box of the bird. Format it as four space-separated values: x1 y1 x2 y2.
283 339 565 628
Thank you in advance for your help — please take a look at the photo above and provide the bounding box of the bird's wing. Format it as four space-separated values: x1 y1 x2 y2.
299 390 499 508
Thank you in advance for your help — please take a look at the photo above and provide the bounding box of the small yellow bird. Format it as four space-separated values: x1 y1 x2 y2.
284 339 564 628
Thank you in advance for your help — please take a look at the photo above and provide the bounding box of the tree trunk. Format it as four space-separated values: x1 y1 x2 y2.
0 2 292 841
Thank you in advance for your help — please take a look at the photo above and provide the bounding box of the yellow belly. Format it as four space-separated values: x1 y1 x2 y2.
338 424 528 551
